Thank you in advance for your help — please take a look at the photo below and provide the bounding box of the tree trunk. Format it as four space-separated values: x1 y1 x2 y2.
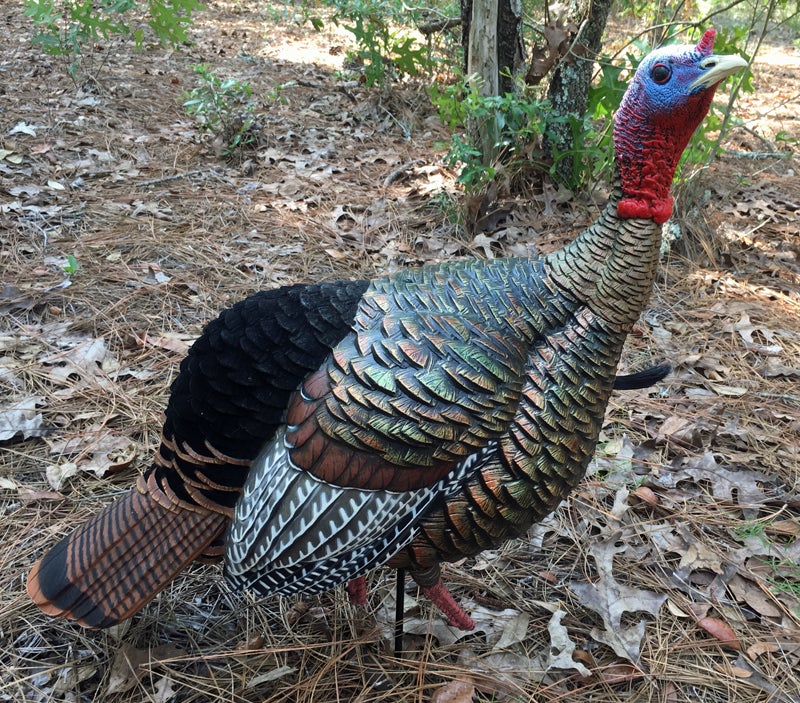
544 0 613 187
461 0 472 73
497 0 524 96
466 0 499 97
466 0 499 165
462 0 524 165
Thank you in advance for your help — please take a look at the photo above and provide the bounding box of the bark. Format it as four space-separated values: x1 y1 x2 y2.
461 0 472 73
543 0 613 187
461 0 524 165
466 0 500 165
496 0 524 96
466 0 499 98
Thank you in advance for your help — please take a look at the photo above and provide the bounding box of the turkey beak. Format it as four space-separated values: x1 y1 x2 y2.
690 54 748 91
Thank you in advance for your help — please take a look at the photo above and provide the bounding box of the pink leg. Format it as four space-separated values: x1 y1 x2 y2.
421 579 475 630
346 576 367 605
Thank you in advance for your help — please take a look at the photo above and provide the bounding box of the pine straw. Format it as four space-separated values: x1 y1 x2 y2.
2 2 800 701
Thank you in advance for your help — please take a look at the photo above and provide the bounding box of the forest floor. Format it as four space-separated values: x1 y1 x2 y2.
1 1 799 702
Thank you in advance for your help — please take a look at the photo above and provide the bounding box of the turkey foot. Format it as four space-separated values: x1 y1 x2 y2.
346 576 367 605
412 565 475 630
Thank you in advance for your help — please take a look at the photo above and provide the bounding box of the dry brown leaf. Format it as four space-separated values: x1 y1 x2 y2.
767 520 800 537
130 199 173 219
666 598 691 618
153 677 177 703
48 431 137 480
458 648 546 697
726 664 754 678
709 383 748 397
758 357 800 378
676 453 769 514
662 680 679 703
724 313 783 356
431 679 475 703
136 332 192 355
632 486 659 506
696 616 741 650
597 662 643 685
537 571 557 584
546 609 592 677
0 396 45 441
107 644 153 695
747 641 783 658
17 487 64 501
107 643 183 695
727 574 782 619
239 634 266 650
655 415 697 445
246 666 297 687
53 664 97 693
0 476 19 490
525 20 574 85
680 354 730 379
141 265 171 285
0 284 41 314
40 337 117 383
46 462 80 491
403 599 522 647
729 654 798 700
492 610 530 651
676 533 724 574
81 434 137 477
568 539 667 662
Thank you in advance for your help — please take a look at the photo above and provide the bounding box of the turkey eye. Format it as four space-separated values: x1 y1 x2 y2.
651 63 671 84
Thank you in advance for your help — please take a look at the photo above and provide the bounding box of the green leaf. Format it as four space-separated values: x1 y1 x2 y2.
63 254 80 276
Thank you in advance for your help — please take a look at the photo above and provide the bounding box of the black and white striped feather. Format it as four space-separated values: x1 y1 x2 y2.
226 432 495 595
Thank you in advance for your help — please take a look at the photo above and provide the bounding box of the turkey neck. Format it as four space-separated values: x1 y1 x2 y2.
545 174 662 332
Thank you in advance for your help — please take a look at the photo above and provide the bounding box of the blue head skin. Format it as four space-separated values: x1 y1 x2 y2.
613 29 748 223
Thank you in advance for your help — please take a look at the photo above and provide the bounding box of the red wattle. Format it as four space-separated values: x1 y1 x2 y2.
614 125 683 224
617 195 673 224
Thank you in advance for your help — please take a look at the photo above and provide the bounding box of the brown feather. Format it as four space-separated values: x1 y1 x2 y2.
26 476 227 628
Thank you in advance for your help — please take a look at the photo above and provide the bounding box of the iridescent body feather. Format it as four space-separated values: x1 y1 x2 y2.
225 194 654 601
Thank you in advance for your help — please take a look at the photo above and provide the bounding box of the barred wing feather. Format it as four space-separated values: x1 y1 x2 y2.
225 433 492 595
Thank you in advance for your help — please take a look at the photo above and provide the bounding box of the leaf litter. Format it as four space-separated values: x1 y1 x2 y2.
1 2 799 702
568 537 669 663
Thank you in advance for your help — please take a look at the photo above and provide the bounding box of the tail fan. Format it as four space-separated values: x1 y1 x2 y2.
26 477 227 628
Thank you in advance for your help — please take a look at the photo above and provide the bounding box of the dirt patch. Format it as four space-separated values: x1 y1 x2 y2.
1 2 799 702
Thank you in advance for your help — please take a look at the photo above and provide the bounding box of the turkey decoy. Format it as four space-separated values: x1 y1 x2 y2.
28 30 745 636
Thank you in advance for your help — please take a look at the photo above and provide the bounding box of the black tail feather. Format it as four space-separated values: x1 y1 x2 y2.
613 363 671 391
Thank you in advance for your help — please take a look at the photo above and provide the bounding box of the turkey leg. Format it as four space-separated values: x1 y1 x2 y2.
412 564 475 630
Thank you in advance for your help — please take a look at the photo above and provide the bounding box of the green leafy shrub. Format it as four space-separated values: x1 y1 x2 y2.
183 65 294 158
313 0 459 87
183 64 260 157
337 2 431 87
25 0 203 82
430 77 549 191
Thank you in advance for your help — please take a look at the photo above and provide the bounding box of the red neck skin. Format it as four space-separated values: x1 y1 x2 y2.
613 84 716 224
